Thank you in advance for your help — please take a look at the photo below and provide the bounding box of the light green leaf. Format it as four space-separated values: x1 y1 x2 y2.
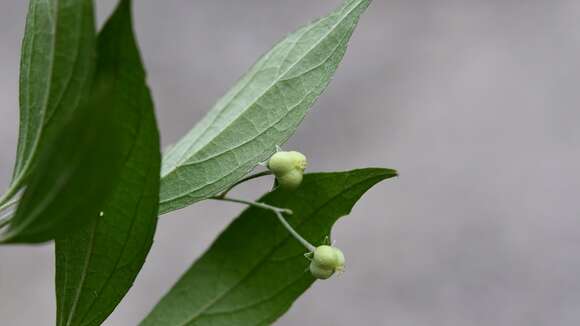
159 0 373 214
2 0 96 205
55 1 161 325
142 168 396 326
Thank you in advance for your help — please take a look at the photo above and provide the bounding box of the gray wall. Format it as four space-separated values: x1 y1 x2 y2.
2 1 580 325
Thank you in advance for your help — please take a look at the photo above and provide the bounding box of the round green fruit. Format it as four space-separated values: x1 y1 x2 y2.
268 151 307 176
277 169 304 190
309 262 334 280
313 245 339 269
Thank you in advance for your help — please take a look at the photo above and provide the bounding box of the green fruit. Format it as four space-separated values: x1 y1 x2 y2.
268 151 307 175
268 150 307 191
334 247 345 272
310 245 346 279
268 151 296 176
290 151 307 171
313 245 338 269
309 262 334 280
277 169 303 190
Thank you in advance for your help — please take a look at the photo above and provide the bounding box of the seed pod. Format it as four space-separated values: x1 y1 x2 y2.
313 245 338 269
334 247 345 273
268 150 307 190
268 151 306 175
277 169 303 190
291 151 307 172
309 245 346 279
309 262 334 280
268 151 297 176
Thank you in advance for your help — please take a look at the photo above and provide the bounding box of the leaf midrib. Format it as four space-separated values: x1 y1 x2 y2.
63 218 98 326
20 0 58 178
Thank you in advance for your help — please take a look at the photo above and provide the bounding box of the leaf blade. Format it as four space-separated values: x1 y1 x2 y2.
0 2 152 244
142 168 396 326
8 0 96 201
159 0 372 214
53 1 161 325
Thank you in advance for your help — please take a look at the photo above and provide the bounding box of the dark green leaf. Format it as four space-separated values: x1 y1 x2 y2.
159 0 373 214
0 2 146 243
3 0 96 204
55 1 161 325
142 168 396 326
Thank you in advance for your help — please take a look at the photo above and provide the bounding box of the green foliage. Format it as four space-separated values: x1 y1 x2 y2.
142 169 396 326
7 0 95 203
0 0 395 325
0 0 141 244
159 0 372 214
55 1 161 325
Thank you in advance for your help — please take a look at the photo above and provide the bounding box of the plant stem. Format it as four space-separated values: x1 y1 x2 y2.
211 196 315 252
212 196 292 214
215 171 273 199
272 209 315 252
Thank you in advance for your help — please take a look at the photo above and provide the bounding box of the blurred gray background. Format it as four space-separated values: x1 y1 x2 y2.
2 0 580 325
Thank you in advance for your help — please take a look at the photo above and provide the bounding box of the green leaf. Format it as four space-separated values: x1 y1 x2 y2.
3 0 96 204
55 1 161 325
142 168 396 326
159 0 373 214
0 2 148 243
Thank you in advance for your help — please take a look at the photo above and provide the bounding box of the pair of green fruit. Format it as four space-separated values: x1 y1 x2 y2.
309 245 345 279
267 150 307 190
267 151 345 280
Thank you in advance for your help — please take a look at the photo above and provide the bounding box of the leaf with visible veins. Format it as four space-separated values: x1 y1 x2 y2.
54 1 161 325
6 0 95 202
159 0 373 214
143 168 396 326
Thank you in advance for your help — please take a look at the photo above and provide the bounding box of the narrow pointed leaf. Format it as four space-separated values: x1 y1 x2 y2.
142 168 396 326
160 0 373 214
55 1 161 325
5 0 95 203
0 3 147 243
